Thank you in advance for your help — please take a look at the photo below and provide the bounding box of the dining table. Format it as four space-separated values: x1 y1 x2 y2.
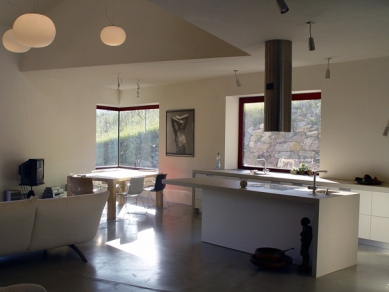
67 169 159 220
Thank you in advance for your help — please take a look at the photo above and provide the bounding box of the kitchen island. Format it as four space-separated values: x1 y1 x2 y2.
163 177 360 278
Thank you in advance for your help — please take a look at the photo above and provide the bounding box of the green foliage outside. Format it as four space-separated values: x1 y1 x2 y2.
244 100 321 132
96 109 159 169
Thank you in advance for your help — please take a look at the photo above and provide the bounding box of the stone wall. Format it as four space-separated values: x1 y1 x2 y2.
244 116 321 170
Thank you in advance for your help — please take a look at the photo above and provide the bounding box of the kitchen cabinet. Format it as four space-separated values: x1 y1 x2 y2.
358 214 371 239
358 191 372 215
371 192 389 217
371 216 389 243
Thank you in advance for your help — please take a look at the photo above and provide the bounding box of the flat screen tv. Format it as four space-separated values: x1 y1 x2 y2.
19 159 45 186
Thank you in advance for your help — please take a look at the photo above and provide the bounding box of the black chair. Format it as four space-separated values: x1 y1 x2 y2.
144 173 169 209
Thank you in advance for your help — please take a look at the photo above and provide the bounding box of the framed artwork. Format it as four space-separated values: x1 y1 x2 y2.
166 109 195 157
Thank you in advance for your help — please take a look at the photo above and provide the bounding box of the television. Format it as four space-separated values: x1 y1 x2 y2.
19 159 45 186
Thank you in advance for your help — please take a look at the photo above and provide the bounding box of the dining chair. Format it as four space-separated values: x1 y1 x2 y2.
70 177 94 195
144 173 169 210
118 176 146 215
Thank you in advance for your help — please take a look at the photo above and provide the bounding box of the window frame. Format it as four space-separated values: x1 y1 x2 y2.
96 104 159 170
237 92 321 172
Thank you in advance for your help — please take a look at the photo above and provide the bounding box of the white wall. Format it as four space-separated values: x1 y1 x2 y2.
1 20 389 202
0 25 117 200
120 57 389 204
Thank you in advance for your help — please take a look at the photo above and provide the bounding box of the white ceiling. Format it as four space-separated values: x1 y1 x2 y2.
1 0 389 90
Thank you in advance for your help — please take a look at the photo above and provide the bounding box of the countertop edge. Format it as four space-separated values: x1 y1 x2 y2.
192 169 389 193
163 177 359 204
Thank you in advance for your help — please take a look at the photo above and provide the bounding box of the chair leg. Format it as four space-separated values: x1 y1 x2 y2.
137 195 147 214
146 190 155 208
162 191 169 210
125 196 130 214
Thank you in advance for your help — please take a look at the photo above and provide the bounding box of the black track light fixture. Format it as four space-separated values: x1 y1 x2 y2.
276 0 289 14
307 21 315 51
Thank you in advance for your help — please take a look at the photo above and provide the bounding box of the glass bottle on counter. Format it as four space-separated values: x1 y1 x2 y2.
216 153 221 170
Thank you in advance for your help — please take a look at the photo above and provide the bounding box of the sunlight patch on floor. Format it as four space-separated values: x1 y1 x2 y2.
106 228 158 260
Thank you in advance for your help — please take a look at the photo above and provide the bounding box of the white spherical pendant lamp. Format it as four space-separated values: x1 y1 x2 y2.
13 13 56 48
100 25 126 46
2 29 31 53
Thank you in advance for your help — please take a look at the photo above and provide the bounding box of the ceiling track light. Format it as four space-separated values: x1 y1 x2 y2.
101 0 126 46
117 74 122 91
307 21 315 51
276 0 289 14
137 79 140 98
325 58 332 79
383 120 389 136
234 70 241 87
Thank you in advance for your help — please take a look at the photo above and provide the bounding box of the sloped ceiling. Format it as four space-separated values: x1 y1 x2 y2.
19 0 249 71
1 0 389 90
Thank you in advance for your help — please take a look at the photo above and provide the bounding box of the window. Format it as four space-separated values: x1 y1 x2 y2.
238 92 321 171
96 105 159 169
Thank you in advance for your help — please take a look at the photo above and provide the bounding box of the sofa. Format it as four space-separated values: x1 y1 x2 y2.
0 284 47 292
0 190 109 262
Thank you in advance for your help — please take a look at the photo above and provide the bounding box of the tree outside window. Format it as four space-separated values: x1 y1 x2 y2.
96 105 159 169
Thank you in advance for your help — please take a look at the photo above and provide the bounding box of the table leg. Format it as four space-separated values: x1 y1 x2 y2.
192 187 196 213
156 190 163 210
106 179 116 220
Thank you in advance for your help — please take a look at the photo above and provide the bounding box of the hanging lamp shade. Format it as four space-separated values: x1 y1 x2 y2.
2 29 31 53
100 25 126 46
13 13 56 48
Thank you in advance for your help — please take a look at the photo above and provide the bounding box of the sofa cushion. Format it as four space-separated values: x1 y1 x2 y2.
28 191 109 252
0 197 37 256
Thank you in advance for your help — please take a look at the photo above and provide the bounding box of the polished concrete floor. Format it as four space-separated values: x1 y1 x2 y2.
1 200 389 292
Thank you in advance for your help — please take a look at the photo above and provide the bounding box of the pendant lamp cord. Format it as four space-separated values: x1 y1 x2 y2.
105 0 115 25
7 0 22 14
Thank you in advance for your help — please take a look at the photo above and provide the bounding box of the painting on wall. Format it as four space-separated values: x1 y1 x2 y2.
166 109 195 157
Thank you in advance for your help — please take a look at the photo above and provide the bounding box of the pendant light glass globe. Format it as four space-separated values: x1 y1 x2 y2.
100 25 126 46
13 13 56 48
2 29 31 53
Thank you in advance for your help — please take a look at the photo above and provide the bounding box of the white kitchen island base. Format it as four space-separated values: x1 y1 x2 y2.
164 177 360 278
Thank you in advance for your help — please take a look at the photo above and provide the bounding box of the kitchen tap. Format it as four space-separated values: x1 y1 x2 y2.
257 158 270 174
309 170 328 194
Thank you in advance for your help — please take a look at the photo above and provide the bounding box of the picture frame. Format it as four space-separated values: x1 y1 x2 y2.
166 109 195 157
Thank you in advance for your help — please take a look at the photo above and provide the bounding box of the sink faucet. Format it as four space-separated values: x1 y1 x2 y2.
309 170 328 194
257 158 270 174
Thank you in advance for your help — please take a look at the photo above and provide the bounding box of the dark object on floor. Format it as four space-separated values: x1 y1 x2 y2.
254 247 294 262
250 254 293 269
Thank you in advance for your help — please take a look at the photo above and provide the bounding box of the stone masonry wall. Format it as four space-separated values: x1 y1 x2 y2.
244 112 321 170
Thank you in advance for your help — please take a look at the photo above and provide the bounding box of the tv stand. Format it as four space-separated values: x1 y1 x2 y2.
27 188 35 198
20 183 44 198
